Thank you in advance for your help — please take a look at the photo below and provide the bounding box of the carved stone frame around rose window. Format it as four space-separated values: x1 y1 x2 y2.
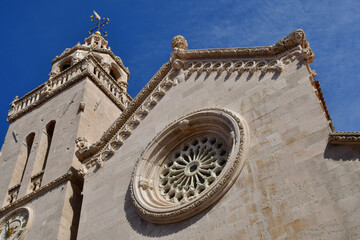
130 108 249 223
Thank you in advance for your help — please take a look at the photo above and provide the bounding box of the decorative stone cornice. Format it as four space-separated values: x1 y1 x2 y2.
329 132 360 145
8 55 131 122
0 170 83 216
169 47 302 79
311 78 333 130
77 29 315 170
171 29 314 63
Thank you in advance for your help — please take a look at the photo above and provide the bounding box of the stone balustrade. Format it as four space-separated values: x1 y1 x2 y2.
90 61 130 106
7 57 130 121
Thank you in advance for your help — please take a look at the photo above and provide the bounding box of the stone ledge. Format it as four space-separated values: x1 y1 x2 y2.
171 29 314 63
329 132 360 145
0 169 83 216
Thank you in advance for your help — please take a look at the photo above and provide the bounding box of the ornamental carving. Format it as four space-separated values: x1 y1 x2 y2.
0 207 33 240
76 137 90 151
77 29 313 169
171 29 314 64
329 132 360 145
171 35 188 51
130 108 249 223
159 135 229 203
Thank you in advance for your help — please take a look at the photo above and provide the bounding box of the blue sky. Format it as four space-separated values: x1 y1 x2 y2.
0 0 359 145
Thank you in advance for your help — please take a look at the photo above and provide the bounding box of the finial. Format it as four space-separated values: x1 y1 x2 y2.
89 10 110 37
171 35 188 51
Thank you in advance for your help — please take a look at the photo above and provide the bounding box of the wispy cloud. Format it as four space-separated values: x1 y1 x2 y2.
0 0 358 144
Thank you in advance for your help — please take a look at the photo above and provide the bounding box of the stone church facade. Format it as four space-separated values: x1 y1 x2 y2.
0 29 359 239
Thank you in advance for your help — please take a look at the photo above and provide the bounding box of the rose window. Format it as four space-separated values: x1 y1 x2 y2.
159 136 228 203
130 108 248 224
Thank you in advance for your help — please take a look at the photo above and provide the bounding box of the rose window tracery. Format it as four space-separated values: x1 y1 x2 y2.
130 108 249 223
159 135 228 203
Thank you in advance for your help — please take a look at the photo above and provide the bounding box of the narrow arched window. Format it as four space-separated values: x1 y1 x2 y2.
61 63 71 71
110 69 117 80
42 121 55 170
60 57 72 72
9 132 35 188
109 65 122 83
31 121 56 176
21 133 35 182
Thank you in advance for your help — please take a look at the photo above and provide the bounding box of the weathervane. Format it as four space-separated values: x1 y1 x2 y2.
89 10 110 37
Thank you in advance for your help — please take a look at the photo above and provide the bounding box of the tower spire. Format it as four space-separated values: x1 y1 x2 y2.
89 10 110 37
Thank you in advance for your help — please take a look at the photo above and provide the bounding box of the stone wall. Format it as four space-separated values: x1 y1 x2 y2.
0 80 86 206
0 76 122 206
0 181 81 240
75 57 360 239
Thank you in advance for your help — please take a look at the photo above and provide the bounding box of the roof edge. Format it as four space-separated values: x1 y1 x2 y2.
76 29 315 165
171 29 314 63
329 132 360 145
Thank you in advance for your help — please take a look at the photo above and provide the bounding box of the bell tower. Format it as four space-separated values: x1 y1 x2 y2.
0 12 131 239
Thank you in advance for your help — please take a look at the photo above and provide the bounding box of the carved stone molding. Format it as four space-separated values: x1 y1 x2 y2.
171 50 304 79
311 79 333 130
329 132 360 145
78 31 311 167
171 29 314 63
130 108 249 223
0 170 83 216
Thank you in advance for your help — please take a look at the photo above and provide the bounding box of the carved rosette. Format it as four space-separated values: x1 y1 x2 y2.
0 207 33 240
130 108 249 223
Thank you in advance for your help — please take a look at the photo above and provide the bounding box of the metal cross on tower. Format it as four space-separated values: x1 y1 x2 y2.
89 10 110 37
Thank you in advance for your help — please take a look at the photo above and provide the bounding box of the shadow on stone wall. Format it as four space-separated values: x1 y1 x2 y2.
123 186 213 238
324 143 360 161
